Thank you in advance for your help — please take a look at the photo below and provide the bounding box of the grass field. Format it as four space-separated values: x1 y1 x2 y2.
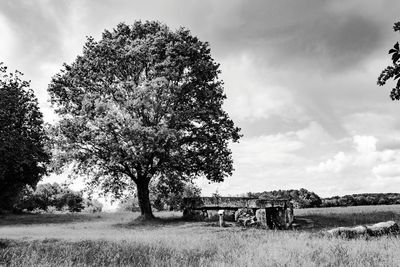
1 205 400 266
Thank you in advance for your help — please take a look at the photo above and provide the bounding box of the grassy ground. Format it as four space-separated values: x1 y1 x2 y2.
295 205 400 230
1 206 400 266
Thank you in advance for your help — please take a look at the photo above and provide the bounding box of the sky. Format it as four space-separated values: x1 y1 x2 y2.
1 0 400 200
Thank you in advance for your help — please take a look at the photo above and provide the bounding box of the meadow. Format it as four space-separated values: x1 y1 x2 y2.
1 205 400 266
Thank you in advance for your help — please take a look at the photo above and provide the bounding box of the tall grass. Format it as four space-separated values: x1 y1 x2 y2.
1 206 400 266
2 231 400 266
295 204 400 229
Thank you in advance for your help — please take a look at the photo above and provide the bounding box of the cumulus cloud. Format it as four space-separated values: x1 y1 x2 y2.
200 122 336 196
308 152 350 173
308 135 379 172
307 135 400 195
373 163 400 178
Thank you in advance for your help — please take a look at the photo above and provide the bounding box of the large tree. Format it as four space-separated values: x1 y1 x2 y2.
48 21 241 219
0 63 50 211
377 22 400 99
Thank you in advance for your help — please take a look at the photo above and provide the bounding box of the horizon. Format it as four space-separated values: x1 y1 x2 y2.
2 1 400 202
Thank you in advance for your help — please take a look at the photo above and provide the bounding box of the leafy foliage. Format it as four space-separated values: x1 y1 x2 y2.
321 193 400 207
247 188 400 208
48 21 240 218
151 178 201 211
118 179 201 211
377 21 400 99
82 198 103 213
0 63 50 211
248 188 322 208
14 183 87 212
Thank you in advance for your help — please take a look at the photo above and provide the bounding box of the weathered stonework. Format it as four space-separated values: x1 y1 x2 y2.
182 197 294 229
327 221 400 238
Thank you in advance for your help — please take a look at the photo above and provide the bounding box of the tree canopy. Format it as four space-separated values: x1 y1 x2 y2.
48 21 241 219
377 22 400 99
0 63 50 211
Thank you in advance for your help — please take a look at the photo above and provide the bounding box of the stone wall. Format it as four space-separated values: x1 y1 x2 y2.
182 197 294 229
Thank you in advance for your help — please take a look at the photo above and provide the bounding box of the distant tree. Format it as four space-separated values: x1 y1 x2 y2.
48 21 241 219
118 178 201 212
377 22 400 99
150 175 202 211
321 193 400 207
117 195 140 212
13 183 83 212
246 192 259 198
182 183 202 198
378 196 389 205
83 198 103 213
15 183 84 212
211 189 222 198
0 63 50 211
354 195 368 206
256 188 321 208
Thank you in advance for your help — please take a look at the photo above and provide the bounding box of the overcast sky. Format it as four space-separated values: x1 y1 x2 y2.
2 0 400 198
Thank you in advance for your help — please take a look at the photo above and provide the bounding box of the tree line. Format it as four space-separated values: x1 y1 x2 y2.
245 189 400 209
13 182 103 213
321 193 400 207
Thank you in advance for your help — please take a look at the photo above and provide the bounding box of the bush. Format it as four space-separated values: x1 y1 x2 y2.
83 199 103 213
13 183 101 213
251 188 322 209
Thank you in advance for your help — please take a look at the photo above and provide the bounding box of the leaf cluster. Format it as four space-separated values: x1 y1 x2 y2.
377 22 400 99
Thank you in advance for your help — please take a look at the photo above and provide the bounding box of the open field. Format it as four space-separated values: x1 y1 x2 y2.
1 205 400 266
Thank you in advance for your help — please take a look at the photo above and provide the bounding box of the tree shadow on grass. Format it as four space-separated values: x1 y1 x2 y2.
0 213 102 226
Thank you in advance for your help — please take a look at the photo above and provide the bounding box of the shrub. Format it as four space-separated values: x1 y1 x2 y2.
13 183 100 213
83 199 103 213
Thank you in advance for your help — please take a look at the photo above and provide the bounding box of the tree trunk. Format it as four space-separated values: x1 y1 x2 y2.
136 179 154 220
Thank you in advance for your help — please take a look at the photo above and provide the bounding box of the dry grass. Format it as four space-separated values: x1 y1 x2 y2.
295 205 400 230
1 206 400 266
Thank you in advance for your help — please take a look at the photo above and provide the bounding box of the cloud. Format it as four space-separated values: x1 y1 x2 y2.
201 0 392 73
308 135 379 172
353 134 376 149
0 1 68 63
0 14 16 66
308 152 350 173
373 163 400 178
221 54 305 122
199 122 335 196
307 135 400 195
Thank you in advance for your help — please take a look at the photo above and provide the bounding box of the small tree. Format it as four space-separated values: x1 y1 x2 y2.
377 22 400 99
151 176 202 211
0 63 50 211
48 21 241 219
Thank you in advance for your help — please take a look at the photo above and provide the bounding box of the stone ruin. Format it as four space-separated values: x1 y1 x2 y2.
182 197 294 229
326 221 400 238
